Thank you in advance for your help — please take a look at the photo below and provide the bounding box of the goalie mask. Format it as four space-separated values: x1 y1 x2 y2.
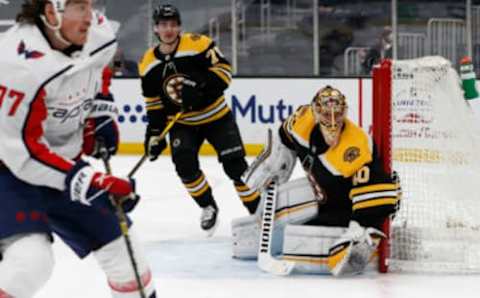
311 86 347 145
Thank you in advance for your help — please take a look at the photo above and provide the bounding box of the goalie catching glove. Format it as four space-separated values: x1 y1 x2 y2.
65 160 140 212
327 221 385 276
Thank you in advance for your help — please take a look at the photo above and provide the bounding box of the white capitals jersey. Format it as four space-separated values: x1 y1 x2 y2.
0 15 117 191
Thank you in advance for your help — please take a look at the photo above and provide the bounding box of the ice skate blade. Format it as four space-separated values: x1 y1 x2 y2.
204 218 219 238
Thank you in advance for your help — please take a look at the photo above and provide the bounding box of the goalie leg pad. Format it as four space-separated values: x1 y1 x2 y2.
94 226 156 298
232 177 319 259
0 233 54 298
231 215 285 259
275 177 319 224
231 215 261 259
282 224 346 274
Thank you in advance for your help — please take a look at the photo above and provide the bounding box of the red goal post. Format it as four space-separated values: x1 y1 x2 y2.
372 59 392 273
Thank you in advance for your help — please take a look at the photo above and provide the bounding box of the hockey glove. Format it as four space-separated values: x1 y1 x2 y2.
327 221 384 276
145 126 167 161
83 93 119 160
65 160 137 208
180 78 205 111
120 178 141 213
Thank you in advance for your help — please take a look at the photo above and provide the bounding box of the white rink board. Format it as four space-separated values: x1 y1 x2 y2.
111 78 373 145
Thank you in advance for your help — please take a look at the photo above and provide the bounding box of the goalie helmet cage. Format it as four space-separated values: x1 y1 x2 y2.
373 56 480 274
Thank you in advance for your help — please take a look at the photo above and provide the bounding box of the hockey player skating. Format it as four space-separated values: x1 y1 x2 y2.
140 4 260 236
233 86 400 276
0 1 156 297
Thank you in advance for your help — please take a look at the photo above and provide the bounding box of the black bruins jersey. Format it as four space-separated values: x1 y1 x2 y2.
138 33 232 128
279 105 399 227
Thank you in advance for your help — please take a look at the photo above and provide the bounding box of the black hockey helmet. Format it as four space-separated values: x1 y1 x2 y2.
153 4 181 25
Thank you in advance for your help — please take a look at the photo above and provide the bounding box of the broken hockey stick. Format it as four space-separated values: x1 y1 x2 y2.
99 147 147 298
128 111 183 178
257 180 295 275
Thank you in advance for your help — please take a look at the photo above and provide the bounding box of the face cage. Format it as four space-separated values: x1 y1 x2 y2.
312 101 346 135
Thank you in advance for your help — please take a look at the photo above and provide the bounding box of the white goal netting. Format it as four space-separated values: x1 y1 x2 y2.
387 56 480 273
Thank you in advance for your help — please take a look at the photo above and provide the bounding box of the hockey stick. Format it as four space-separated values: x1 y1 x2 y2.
257 180 295 275
99 147 147 298
128 111 183 178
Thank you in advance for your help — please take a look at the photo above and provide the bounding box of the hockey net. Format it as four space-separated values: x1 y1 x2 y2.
373 56 480 273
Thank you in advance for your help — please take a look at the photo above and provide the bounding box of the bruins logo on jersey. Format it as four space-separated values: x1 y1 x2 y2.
344 146 360 163
163 74 186 106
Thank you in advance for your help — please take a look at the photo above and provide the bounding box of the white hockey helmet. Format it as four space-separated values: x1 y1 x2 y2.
48 0 68 22
49 0 67 12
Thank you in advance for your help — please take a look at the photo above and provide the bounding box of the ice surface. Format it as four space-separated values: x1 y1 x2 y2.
36 156 480 298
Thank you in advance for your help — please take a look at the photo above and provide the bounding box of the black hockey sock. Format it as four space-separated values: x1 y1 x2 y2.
234 181 260 214
182 173 216 208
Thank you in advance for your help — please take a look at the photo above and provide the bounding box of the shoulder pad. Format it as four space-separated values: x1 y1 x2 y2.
138 48 157 77
320 119 373 177
75 14 117 71
177 33 212 56
0 25 71 82
341 119 372 150
285 105 316 147
87 13 116 47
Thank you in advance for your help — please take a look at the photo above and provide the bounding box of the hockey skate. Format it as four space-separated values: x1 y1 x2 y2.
200 205 219 237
